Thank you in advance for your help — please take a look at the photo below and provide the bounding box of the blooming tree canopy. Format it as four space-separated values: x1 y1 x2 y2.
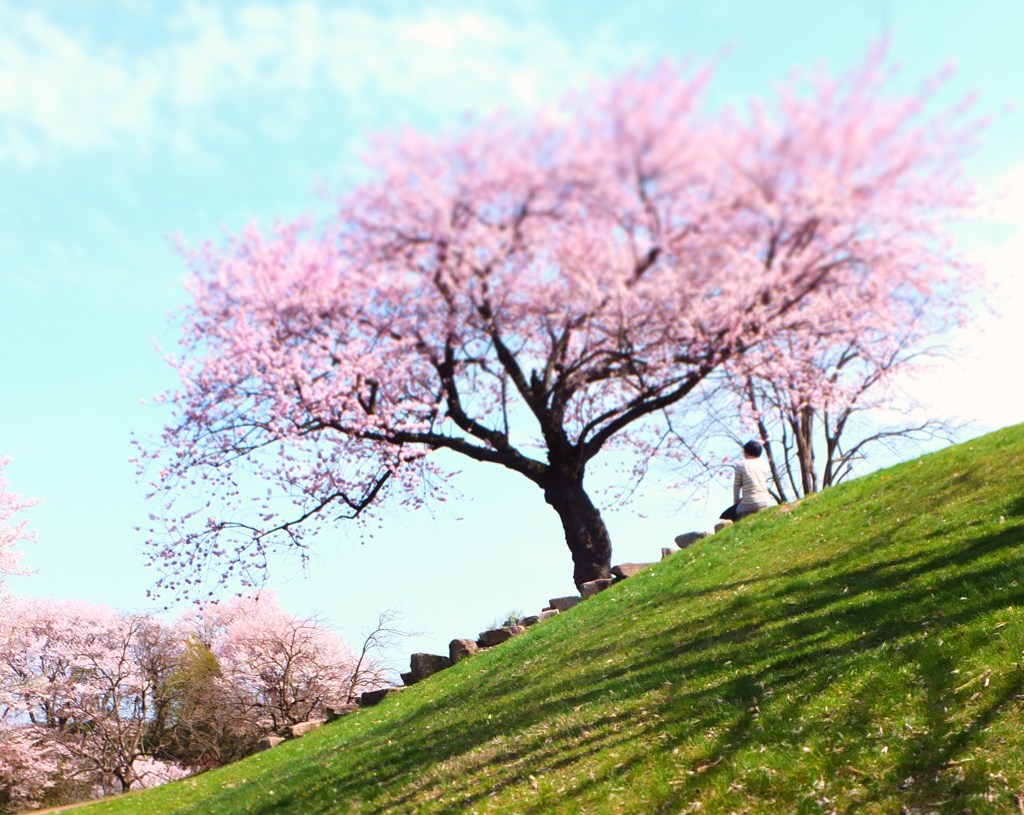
722 295 969 500
185 593 358 732
140 49 980 593
0 593 358 808
0 456 35 590
0 598 185 803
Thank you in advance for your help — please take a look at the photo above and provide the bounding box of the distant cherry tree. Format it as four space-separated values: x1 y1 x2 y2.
715 270 973 501
0 459 47 811
0 598 188 807
0 728 62 813
184 593 358 734
0 456 35 590
734 339 964 502
0 594 359 809
140 49 981 592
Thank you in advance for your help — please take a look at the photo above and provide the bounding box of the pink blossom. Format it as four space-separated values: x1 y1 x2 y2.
139 49 984 595
0 456 36 591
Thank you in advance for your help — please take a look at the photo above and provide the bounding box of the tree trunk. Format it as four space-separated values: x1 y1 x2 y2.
793 406 818 496
760 438 790 505
542 476 613 590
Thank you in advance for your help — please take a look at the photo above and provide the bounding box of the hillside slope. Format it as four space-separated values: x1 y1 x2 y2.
75 425 1024 814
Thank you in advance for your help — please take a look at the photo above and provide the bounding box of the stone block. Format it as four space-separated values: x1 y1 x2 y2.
674 531 707 548
580 578 614 598
408 653 452 683
477 625 525 648
548 596 580 612
449 638 479 663
521 609 558 626
610 562 654 580
325 703 358 722
358 687 404 708
256 735 285 751
288 719 325 739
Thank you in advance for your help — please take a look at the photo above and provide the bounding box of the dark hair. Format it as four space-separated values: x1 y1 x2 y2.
743 440 763 457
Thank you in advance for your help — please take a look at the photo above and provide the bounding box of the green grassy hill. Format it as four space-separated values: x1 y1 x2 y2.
76 425 1024 814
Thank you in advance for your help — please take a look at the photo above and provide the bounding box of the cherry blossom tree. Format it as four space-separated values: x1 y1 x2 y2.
186 593 357 734
0 460 47 812
0 598 188 808
0 457 35 591
0 728 63 812
720 307 967 501
1 594 361 808
140 48 981 591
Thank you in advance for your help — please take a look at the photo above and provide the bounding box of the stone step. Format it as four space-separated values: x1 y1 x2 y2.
449 638 480 663
478 624 525 648
580 577 614 598
548 595 580 612
407 652 452 684
611 562 655 580
288 719 326 739
325 703 358 722
256 735 285 751
674 531 707 548
358 686 405 708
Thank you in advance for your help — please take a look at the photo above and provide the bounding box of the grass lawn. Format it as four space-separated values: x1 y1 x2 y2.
70 424 1024 814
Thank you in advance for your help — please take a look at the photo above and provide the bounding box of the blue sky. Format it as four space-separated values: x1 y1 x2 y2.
2 0 1022 666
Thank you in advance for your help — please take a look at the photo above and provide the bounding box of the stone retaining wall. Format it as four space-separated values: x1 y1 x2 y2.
272 525 724 741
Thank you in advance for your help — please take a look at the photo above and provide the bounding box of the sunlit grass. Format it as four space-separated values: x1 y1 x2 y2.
75 424 1024 814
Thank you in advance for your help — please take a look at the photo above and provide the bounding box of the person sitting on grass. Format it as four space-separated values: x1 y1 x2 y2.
720 440 774 523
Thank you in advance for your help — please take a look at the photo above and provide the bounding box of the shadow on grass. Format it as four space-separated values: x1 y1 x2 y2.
205 513 1024 814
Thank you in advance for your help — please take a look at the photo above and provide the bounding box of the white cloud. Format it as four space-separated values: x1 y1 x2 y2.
0 2 626 165
899 162 1024 432
0 8 161 162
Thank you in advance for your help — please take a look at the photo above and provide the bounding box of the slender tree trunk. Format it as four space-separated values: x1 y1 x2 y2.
542 476 612 590
793 406 817 496
346 646 370 704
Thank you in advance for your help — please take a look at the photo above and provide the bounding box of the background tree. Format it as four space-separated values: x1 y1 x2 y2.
343 608 412 704
710 244 974 501
157 635 258 770
188 594 356 734
139 49 980 593
0 728 63 814
0 598 188 808
0 593 358 810
0 459 362 810
0 456 35 591
0 462 56 813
